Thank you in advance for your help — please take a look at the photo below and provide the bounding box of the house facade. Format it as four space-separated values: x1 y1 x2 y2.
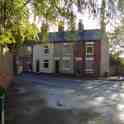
32 29 109 77
33 43 54 73
15 45 33 74
54 42 74 74
0 45 33 75
74 41 101 76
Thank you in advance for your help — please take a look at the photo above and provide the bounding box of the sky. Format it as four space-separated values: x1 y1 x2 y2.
70 4 100 30
29 1 101 31
32 12 100 31
29 0 118 32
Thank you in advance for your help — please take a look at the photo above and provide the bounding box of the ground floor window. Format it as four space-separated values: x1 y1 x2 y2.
43 60 49 68
85 60 94 73
85 68 94 74
63 60 71 70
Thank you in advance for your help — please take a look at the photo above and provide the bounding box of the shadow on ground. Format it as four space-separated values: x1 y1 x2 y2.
6 74 124 124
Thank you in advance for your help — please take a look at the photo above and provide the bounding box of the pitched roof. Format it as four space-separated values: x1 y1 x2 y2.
38 29 102 42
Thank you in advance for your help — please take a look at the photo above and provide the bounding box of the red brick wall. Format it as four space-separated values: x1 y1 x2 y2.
74 41 101 77
74 43 83 57
74 42 85 75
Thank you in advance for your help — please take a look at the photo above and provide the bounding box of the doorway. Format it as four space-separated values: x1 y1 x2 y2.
55 60 59 73
36 60 40 73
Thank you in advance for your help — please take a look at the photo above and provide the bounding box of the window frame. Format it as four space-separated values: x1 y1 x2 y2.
63 44 72 56
62 59 71 70
43 60 49 68
44 46 49 54
85 42 94 57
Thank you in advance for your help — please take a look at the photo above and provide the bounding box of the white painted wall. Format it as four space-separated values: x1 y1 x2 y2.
54 43 74 74
33 44 54 73
100 39 109 76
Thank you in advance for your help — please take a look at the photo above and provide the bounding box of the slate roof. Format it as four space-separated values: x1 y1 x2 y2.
38 29 102 42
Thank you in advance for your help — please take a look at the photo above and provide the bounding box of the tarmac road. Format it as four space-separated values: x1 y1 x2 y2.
6 73 124 124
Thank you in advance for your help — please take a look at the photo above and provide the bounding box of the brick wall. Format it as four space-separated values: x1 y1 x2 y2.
74 41 101 77
74 42 85 76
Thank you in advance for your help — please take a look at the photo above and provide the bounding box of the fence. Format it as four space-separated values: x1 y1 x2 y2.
0 87 7 124
0 51 13 74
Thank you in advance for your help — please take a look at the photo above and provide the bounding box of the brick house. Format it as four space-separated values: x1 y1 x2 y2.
74 30 103 76
33 29 109 77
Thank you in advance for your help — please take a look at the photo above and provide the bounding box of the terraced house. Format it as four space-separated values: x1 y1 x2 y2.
33 29 109 77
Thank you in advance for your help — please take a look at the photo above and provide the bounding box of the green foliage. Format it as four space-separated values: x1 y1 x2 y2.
108 17 124 55
0 87 7 96
0 32 15 45
0 0 39 46
0 0 123 46
66 32 78 41
0 23 38 46
110 53 124 69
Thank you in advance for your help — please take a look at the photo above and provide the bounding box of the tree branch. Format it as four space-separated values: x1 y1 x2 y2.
24 0 32 6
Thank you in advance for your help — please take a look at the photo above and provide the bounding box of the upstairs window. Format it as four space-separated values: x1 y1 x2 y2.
44 46 49 54
43 60 49 68
63 44 72 55
85 42 94 57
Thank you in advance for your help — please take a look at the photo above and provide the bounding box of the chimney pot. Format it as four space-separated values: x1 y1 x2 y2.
78 19 84 31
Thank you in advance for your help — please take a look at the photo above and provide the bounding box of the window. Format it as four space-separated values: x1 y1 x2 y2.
44 46 49 54
63 44 72 55
85 45 94 56
63 60 71 70
85 61 94 73
43 60 49 68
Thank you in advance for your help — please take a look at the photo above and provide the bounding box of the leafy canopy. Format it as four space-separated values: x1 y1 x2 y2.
0 0 124 46
0 0 38 46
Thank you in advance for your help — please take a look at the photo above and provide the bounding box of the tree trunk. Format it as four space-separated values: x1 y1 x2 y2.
9 44 17 75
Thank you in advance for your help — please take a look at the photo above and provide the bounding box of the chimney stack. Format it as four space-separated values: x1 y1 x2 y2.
58 21 64 32
78 19 84 31
41 22 49 32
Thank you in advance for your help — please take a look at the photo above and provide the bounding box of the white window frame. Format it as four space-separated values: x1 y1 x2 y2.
85 42 94 45
63 44 72 56
85 68 94 74
85 43 94 57
62 60 71 70
44 46 49 54
43 60 49 68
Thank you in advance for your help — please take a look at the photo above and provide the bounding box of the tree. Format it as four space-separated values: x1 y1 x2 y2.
0 0 124 74
108 17 124 55
0 0 123 46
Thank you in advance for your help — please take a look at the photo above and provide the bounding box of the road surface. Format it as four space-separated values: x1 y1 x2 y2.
6 73 124 124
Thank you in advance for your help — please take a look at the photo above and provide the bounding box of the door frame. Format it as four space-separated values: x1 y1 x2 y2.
55 60 60 73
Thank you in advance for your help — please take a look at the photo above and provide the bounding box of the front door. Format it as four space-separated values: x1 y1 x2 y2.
55 60 59 73
36 60 40 73
84 42 95 75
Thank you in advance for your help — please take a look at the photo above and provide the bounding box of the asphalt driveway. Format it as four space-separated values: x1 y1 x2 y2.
6 73 124 124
